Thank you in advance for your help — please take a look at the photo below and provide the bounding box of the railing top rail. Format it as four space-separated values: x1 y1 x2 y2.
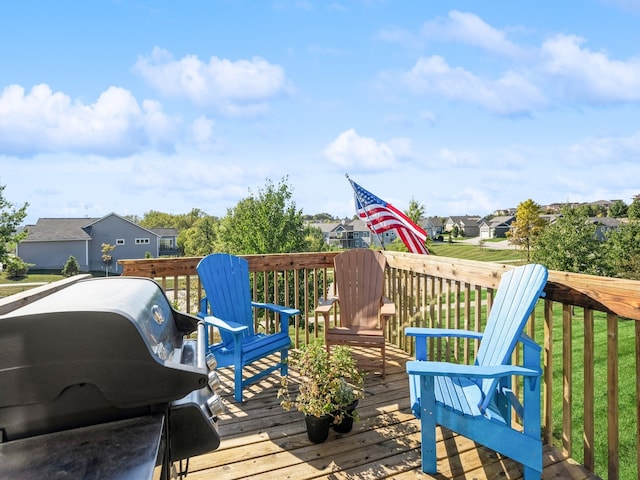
383 251 640 321
119 250 640 321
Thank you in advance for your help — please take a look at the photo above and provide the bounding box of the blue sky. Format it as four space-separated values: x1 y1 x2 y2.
2 1 640 225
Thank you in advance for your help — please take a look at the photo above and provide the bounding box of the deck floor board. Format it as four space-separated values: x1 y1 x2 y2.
184 345 598 480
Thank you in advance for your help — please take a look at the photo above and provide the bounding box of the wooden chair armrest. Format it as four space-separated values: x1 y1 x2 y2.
315 297 337 315
380 296 396 317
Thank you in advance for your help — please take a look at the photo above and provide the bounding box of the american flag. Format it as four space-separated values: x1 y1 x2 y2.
349 178 429 255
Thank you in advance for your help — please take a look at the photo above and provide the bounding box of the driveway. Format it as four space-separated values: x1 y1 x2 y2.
459 238 514 250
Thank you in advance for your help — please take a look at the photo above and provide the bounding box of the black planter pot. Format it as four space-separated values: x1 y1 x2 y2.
333 400 358 434
305 414 333 444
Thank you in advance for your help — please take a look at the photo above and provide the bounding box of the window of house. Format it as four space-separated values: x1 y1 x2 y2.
135 238 150 244
116 238 125 245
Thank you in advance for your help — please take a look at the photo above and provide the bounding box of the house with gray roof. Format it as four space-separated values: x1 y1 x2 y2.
16 213 178 273
444 216 482 237
309 219 381 249
478 215 515 239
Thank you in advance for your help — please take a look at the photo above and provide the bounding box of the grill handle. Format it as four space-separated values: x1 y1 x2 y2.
197 321 206 370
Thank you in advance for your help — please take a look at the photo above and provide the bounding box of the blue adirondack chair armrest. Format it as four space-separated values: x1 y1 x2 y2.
406 327 484 361
251 302 299 332
406 327 484 340
202 315 249 334
406 361 540 379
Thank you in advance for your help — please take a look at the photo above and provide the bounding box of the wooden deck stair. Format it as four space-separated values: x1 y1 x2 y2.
179 345 600 480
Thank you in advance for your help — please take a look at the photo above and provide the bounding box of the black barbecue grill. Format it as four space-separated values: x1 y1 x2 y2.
0 276 223 479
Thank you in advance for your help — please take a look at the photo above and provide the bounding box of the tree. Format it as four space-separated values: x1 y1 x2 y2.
303 224 328 252
215 177 307 254
101 243 116 276
5 256 31 279
628 198 640 220
406 197 425 224
507 199 545 262
0 184 28 267
181 215 219 256
609 200 627 218
605 220 640 280
61 255 80 277
531 205 607 275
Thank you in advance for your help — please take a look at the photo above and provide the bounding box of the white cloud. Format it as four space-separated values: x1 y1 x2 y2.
323 128 413 171
421 10 526 58
445 187 495 215
0 84 178 157
133 47 292 116
437 148 480 167
565 130 640 166
539 34 640 102
383 12 640 114
190 116 217 150
403 55 546 114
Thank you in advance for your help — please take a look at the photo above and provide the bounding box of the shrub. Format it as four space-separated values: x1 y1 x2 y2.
61 255 80 277
5 256 31 279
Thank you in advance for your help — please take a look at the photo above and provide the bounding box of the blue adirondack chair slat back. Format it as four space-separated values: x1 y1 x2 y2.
197 254 255 346
475 264 548 409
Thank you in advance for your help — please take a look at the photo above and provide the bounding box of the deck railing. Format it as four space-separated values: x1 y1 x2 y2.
119 251 640 480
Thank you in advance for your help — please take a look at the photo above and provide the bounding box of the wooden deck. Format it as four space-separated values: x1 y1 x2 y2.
181 345 599 480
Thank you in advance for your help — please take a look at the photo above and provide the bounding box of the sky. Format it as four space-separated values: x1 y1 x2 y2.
2 1 640 226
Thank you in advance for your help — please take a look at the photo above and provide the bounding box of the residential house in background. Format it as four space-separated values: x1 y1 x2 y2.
311 219 381 249
16 213 178 273
444 216 482 237
152 227 180 256
309 216 441 249
478 215 515 239
422 216 444 240
588 216 622 241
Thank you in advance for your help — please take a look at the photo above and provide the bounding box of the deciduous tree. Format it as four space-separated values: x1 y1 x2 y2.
0 184 28 267
609 200 627 218
531 205 606 275
406 197 425 224
507 199 545 262
181 216 219 256
216 177 307 255
628 198 640 220
605 220 640 280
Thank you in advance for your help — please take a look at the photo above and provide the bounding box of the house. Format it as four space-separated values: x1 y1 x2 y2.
310 219 379 249
444 216 482 237
420 217 443 240
16 213 178 273
310 218 409 249
478 215 515 239
152 227 180 256
588 216 622 241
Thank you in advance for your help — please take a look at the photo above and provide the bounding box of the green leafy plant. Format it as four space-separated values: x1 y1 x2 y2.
61 255 80 277
5 256 32 279
278 342 365 424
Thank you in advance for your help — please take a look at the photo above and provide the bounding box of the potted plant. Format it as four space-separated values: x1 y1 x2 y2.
278 342 365 443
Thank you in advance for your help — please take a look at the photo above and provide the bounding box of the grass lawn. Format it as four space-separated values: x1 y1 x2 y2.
428 241 526 263
0 272 66 297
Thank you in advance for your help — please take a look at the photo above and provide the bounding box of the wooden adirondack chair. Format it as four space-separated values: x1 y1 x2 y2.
405 263 548 480
315 248 395 377
197 253 299 402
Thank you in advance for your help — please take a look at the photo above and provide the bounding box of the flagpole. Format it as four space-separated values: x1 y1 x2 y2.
345 173 386 250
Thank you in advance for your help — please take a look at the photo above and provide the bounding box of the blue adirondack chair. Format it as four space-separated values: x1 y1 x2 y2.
405 263 548 480
197 253 299 402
